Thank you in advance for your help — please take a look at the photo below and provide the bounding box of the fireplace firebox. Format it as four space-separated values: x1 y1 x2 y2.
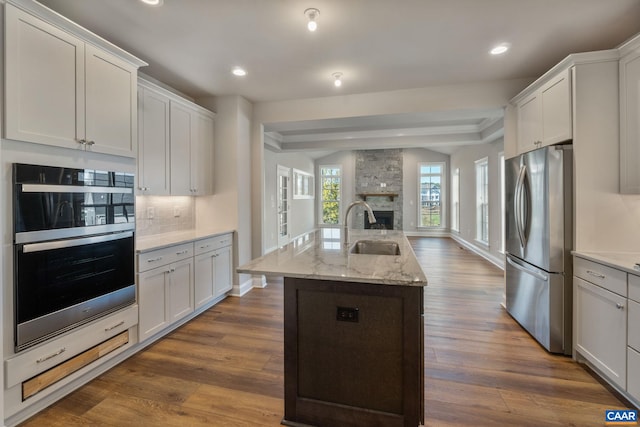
365 210 394 230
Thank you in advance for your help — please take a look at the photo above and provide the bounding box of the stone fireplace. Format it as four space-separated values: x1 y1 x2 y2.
353 149 403 230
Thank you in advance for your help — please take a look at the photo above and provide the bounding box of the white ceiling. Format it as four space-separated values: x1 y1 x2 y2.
36 0 640 155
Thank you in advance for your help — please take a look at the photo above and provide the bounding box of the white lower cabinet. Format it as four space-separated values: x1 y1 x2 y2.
194 234 233 309
138 233 233 342
629 347 640 401
137 243 195 342
574 276 627 388
573 255 640 406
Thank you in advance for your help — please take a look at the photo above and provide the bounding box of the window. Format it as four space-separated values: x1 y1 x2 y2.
451 168 460 232
475 158 489 244
319 165 341 225
293 169 314 199
418 162 445 228
499 153 505 253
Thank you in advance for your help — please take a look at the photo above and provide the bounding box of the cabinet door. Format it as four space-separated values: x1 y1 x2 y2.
168 259 194 322
540 68 572 146
138 268 169 342
629 347 640 402
194 252 215 308
192 113 215 195
214 246 233 297
574 277 627 388
516 92 541 154
85 44 137 157
5 4 84 149
170 102 194 195
138 86 170 195
620 51 640 194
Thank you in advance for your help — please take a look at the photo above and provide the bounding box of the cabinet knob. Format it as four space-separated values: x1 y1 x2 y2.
616 303 624 310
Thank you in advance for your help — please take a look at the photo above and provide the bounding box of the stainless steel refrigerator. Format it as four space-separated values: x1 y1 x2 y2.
505 144 573 355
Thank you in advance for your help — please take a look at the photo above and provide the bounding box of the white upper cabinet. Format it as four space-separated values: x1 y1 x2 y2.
4 2 145 157
619 36 640 194
193 112 215 196
515 68 572 154
139 79 215 196
84 45 137 157
138 84 171 195
170 101 195 195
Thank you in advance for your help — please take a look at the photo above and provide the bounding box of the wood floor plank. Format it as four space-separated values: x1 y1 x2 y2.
18 237 630 426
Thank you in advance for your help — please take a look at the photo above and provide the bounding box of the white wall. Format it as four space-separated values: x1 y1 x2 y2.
450 139 505 266
402 148 450 233
196 95 254 295
263 149 315 252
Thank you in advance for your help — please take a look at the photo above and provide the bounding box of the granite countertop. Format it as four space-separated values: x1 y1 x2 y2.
136 228 234 253
572 251 640 275
237 228 428 287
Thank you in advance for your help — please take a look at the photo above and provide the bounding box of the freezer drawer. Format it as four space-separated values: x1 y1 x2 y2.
505 254 569 354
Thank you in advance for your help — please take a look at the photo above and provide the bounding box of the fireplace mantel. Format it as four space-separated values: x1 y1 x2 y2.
357 193 398 202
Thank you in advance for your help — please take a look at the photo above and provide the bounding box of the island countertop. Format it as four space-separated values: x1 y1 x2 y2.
237 228 427 286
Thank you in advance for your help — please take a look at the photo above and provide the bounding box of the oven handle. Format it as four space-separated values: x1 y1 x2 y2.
21 184 133 194
22 231 133 253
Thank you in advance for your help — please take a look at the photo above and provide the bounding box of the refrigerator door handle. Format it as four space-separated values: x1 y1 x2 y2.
514 165 527 249
520 164 530 248
507 255 548 282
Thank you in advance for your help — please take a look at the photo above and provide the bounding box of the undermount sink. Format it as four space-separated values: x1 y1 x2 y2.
349 240 401 256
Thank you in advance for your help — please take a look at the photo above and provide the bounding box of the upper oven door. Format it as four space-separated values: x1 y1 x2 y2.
14 164 134 243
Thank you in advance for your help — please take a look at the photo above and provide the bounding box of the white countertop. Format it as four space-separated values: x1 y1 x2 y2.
573 251 640 275
136 228 234 253
237 228 428 287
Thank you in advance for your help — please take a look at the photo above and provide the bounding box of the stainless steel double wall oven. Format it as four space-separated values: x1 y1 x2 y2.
13 163 136 351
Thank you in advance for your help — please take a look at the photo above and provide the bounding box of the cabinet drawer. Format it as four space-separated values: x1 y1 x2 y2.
194 233 232 256
138 242 194 272
629 299 640 352
629 347 640 402
5 304 138 388
574 257 627 296
630 273 640 303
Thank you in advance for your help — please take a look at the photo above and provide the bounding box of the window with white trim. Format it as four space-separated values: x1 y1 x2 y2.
319 165 341 225
451 168 460 232
475 157 489 244
418 162 445 228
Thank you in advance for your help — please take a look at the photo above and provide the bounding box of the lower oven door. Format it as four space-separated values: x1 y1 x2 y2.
14 231 135 351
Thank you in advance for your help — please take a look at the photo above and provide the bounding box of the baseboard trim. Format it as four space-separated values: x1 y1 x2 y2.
230 277 254 297
449 234 505 270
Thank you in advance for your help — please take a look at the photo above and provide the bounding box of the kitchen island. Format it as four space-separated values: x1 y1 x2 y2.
238 228 427 427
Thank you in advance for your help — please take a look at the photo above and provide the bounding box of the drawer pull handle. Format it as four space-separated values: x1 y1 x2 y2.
616 303 625 310
170 268 176 273
105 321 125 332
36 347 66 364
200 244 211 249
586 270 605 279
147 256 163 263
176 250 188 255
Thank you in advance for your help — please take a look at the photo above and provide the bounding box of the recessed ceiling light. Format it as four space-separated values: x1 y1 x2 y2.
490 43 510 55
232 67 247 77
140 0 163 6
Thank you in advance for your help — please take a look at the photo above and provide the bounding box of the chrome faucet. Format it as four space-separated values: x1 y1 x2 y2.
343 200 376 243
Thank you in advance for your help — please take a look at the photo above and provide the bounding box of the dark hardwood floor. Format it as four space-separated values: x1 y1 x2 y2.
19 237 628 426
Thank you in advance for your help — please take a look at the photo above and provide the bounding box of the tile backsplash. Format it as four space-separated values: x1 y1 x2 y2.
136 196 195 237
